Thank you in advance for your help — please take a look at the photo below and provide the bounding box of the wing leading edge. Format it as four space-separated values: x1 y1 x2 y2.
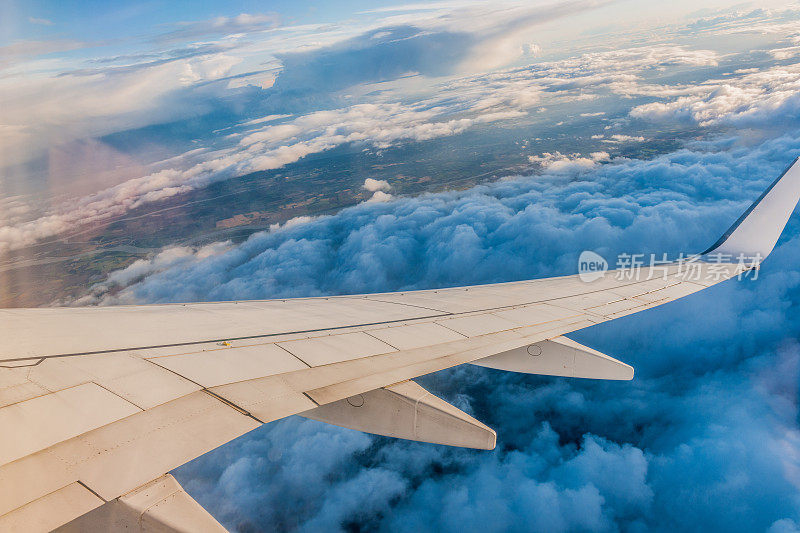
2 158 799 532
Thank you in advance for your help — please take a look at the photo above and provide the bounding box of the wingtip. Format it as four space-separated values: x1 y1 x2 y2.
702 157 800 262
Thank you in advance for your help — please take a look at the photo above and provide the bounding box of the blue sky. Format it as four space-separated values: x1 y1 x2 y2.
0 0 735 43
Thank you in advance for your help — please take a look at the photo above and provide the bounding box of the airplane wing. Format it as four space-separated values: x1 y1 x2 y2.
2 158 799 532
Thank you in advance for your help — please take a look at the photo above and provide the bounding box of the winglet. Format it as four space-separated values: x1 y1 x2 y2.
703 157 800 261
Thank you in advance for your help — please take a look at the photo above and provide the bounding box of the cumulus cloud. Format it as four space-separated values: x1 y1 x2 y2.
0 48 245 169
363 178 391 192
2 0 612 167
366 190 393 203
440 44 719 120
80 126 800 306
630 64 800 127
362 178 394 203
527 151 610 171
601 134 646 143
116 127 800 531
70 241 233 306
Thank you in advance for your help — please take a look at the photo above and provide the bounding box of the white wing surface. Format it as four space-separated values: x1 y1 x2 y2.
2 158 799 532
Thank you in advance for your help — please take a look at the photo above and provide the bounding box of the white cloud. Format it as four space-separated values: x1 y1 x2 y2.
363 178 391 192
0 51 244 168
630 64 800 126
0 101 480 253
602 134 646 143
7 1 800 258
527 151 610 171
769 46 800 60
268 215 317 233
71 241 233 306
157 13 280 42
684 7 800 37
28 17 54 26
367 190 394 203
441 44 719 118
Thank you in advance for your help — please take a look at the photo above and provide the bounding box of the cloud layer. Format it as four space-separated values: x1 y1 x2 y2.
0 38 727 254
140 128 800 532
81 126 798 305
14 2 800 258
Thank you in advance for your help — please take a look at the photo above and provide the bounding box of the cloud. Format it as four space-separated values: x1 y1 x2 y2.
362 178 392 192
362 178 394 203
271 26 471 96
27 17 54 26
363 178 391 192
681 7 800 38
0 39 86 68
156 13 280 43
440 44 718 120
630 63 800 127
79 126 800 306
4 2 797 268
0 38 731 255
0 48 247 170
366 190 393 203
116 125 800 531
269 1 611 97
600 134 646 143
527 150 610 171
0 100 495 254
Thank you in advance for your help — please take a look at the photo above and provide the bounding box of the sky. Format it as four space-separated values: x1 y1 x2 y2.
4 1 800 532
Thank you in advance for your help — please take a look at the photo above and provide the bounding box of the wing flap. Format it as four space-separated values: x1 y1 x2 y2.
473 336 634 380
301 380 496 450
